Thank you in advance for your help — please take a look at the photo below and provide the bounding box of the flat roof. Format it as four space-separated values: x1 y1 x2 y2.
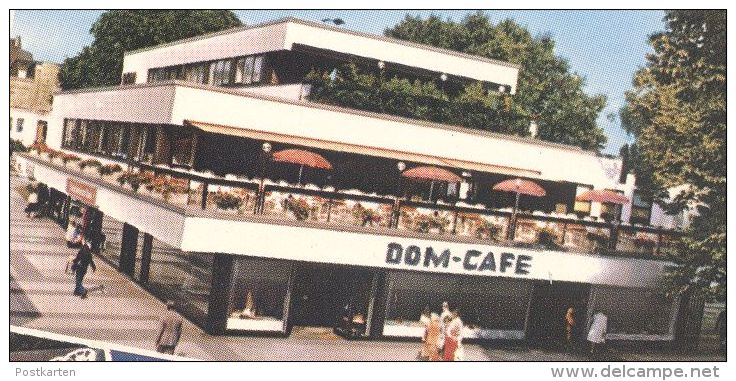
56 80 602 157
124 17 520 69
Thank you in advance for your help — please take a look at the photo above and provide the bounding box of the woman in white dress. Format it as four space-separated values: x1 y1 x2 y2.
587 311 608 354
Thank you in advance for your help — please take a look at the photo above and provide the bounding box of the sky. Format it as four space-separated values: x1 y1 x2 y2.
11 10 666 155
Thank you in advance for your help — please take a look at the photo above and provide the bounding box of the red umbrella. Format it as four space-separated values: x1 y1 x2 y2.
492 178 546 197
492 178 546 240
401 166 461 182
576 189 629 204
402 166 461 201
272 149 332 184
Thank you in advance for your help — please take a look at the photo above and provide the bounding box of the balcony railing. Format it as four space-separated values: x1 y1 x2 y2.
22 150 683 259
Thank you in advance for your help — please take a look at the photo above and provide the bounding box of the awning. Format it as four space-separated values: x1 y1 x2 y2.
185 120 541 178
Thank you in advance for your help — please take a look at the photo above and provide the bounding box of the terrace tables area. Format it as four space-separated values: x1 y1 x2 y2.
21 149 681 260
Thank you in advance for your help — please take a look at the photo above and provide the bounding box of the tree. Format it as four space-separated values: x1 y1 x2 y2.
60 10 241 90
383 12 607 150
621 11 726 301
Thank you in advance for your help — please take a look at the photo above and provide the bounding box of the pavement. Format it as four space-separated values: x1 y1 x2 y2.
9 173 726 361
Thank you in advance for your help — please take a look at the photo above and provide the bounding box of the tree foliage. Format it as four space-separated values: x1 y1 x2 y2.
60 10 241 90
363 12 607 150
621 11 726 301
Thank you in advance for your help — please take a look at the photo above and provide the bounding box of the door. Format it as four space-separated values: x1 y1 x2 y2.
527 281 591 348
35 121 47 144
289 264 374 328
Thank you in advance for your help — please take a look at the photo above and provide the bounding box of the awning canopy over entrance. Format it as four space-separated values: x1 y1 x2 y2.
185 120 541 178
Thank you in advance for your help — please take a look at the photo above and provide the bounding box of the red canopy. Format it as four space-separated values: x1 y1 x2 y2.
401 166 461 182
576 189 629 204
272 149 333 170
492 178 546 197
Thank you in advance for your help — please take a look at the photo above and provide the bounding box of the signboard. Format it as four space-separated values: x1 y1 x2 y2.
66 178 97 205
182 218 670 288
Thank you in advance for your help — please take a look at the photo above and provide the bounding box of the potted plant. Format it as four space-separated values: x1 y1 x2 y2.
283 195 311 221
61 153 80 167
29 142 48 155
352 203 382 226
98 163 122 177
475 219 502 241
78 159 101 172
537 227 562 250
634 236 657 253
46 149 61 162
211 191 243 213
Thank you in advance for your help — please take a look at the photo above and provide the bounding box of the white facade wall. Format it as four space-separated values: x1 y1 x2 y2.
168 85 625 190
10 108 47 146
121 19 519 91
122 22 289 84
48 83 626 191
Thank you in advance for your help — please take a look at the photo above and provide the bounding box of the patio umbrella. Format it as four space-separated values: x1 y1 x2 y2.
401 166 461 200
492 178 546 240
272 149 333 184
575 189 629 204
576 189 629 249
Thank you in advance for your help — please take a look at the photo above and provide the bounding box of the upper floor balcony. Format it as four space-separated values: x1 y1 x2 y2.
19 147 682 263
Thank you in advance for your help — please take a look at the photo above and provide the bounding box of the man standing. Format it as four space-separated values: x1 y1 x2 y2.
71 239 96 299
565 306 576 351
156 301 183 355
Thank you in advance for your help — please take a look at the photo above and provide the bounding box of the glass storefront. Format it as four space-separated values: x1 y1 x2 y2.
226 258 292 332
383 271 532 339
147 237 213 326
588 286 678 338
98 214 124 268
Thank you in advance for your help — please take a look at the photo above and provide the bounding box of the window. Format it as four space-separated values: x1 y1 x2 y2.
233 55 269 85
252 56 264 83
227 258 291 331
600 189 625 222
588 286 678 336
183 63 209 84
122 72 137 85
16 118 24 132
10 117 13 131
630 191 652 225
210 59 234 86
384 272 532 335
147 237 213 326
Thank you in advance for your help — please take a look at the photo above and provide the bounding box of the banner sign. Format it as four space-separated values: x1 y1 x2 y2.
66 178 97 205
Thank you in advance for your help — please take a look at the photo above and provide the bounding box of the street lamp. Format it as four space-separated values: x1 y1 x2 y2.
392 161 406 228
256 142 272 214
377 61 386 112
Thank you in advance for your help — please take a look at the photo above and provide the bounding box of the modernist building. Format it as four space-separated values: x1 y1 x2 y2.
16 18 700 345
10 36 60 146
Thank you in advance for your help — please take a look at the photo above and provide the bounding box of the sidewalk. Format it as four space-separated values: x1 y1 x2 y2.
9 174 724 361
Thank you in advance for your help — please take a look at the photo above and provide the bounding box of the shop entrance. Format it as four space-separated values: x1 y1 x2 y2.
527 281 591 349
289 264 375 335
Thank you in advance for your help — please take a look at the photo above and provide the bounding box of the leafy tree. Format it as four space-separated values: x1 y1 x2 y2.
60 10 241 90
621 11 726 301
380 12 608 150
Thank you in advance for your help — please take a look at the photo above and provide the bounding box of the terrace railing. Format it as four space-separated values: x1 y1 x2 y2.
24 151 683 260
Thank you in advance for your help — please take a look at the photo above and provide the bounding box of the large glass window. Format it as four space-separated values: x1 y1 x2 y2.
226 258 291 331
147 237 213 325
630 191 653 225
98 214 125 269
588 286 678 336
384 272 532 337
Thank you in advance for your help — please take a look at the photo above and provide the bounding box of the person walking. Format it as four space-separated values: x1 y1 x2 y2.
587 311 608 355
565 306 576 351
443 309 464 361
71 239 96 299
25 188 39 218
420 313 442 361
155 301 183 355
